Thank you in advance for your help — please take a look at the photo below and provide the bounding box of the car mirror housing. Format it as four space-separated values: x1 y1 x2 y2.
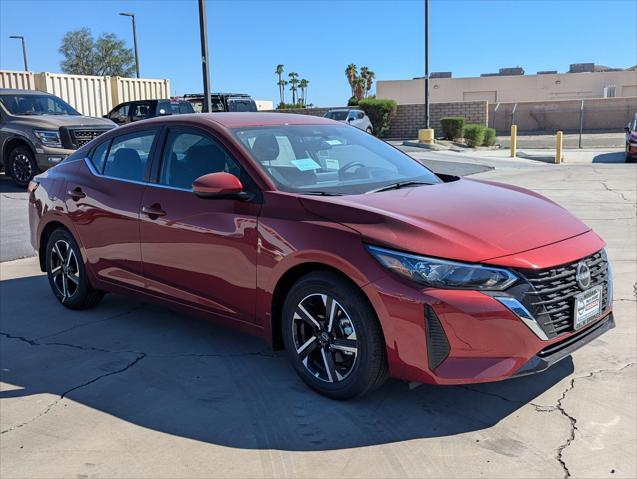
192 172 249 200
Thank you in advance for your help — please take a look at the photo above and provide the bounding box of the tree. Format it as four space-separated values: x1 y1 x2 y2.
275 64 285 105
59 28 135 77
288 72 299 104
360 67 375 98
299 79 309 106
345 63 358 98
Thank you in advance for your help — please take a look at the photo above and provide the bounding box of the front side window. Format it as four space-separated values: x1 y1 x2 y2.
159 129 242 190
0 94 79 116
233 124 440 195
110 103 130 122
102 131 156 181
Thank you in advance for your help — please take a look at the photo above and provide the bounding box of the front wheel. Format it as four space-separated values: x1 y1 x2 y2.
8 146 38 188
45 228 104 309
282 271 388 399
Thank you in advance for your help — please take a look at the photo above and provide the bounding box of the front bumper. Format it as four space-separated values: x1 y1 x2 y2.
34 146 74 170
362 238 614 386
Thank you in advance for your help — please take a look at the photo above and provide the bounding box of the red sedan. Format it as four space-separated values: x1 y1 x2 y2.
28 113 614 399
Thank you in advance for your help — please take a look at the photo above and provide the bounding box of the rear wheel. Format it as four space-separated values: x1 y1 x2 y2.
282 271 387 399
45 228 104 309
8 146 38 188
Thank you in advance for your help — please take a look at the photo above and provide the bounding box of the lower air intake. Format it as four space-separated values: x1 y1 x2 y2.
425 305 450 370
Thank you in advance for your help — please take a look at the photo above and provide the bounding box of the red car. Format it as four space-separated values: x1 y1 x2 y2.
28 113 614 399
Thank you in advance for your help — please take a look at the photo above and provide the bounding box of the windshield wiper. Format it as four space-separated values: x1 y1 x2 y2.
300 191 344 196
366 181 434 194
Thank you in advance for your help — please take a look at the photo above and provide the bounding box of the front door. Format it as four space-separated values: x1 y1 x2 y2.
140 127 261 323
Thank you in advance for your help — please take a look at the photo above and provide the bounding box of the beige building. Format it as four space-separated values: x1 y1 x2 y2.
377 69 637 105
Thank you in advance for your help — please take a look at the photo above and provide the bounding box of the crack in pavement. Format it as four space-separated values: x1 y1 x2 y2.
555 362 637 479
34 306 144 341
0 352 146 435
0 331 278 358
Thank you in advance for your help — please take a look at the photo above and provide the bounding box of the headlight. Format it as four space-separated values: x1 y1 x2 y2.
33 129 62 148
367 245 518 290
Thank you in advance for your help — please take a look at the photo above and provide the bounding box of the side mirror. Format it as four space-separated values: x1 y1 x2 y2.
192 172 250 200
625 126 631 132
347 117 354 123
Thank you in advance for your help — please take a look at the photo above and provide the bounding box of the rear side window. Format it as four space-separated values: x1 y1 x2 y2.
103 131 156 182
156 101 173 116
110 103 130 122
131 102 153 121
90 140 111 173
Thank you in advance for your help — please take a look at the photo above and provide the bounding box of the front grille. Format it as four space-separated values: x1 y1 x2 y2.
70 129 108 147
516 250 610 337
425 305 450 370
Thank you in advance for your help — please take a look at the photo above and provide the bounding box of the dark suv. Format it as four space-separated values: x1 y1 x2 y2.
0 88 115 187
183 93 257 113
105 99 195 125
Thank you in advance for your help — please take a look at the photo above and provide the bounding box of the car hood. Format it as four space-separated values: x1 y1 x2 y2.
11 114 115 128
298 178 590 263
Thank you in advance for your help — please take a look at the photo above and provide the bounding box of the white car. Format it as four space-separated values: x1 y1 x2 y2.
324 108 373 133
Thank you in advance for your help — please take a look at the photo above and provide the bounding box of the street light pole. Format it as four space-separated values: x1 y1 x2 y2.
424 0 430 129
198 0 212 113
9 35 28 71
119 12 140 78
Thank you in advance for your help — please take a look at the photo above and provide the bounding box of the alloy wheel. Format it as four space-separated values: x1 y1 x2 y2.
12 153 33 185
49 240 80 302
292 293 358 382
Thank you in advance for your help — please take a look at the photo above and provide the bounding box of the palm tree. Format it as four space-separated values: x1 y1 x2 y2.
288 72 299 104
299 79 309 106
354 77 366 101
277 79 288 106
345 64 358 99
275 64 285 105
361 67 375 98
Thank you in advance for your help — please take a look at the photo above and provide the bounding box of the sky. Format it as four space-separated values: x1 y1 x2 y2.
1 0 636 106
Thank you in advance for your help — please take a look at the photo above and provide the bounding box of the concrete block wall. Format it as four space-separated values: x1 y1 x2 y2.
271 101 489 139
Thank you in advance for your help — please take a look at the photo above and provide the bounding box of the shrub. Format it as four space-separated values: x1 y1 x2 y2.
440 117 465 140
276 102 305 109
347 97 359 106
483 127 496 146
358 98 397 137
463 124 486 147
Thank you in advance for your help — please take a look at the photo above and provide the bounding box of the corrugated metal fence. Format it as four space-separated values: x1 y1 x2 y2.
0 70 170 117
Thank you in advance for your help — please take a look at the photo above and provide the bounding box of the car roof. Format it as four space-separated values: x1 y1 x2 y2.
132 112 337 129
0 88 51 96
327 108 357 112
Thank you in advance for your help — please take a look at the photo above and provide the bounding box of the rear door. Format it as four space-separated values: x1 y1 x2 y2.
66 129 159 289
140 126 261 322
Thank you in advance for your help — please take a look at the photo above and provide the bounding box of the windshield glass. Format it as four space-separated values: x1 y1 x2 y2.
0 94 79 116
232 124 440 195
324 111 348 121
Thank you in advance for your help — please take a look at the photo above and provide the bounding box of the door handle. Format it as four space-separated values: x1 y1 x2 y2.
67 187 86 200
142 204 166 218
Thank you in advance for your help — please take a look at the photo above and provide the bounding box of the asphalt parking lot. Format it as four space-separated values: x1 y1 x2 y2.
1 148 635 478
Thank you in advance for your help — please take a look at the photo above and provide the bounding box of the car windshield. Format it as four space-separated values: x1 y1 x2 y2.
232 124 440 195
0 93 79 116
324 111 348 121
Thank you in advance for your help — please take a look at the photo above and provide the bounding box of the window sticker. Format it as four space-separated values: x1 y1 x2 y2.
326 139 342 146
291 158 321 171
325 158 340 170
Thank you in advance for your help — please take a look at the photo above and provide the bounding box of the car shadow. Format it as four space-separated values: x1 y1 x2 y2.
0 274 572 451
592 152 630 164
0 174 26 193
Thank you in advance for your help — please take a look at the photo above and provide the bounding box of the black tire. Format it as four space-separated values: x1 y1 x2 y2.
8 145 38 188
45 228 104 310
281 271 388 399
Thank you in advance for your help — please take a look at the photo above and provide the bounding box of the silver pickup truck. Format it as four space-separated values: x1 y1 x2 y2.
0 88 115 187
